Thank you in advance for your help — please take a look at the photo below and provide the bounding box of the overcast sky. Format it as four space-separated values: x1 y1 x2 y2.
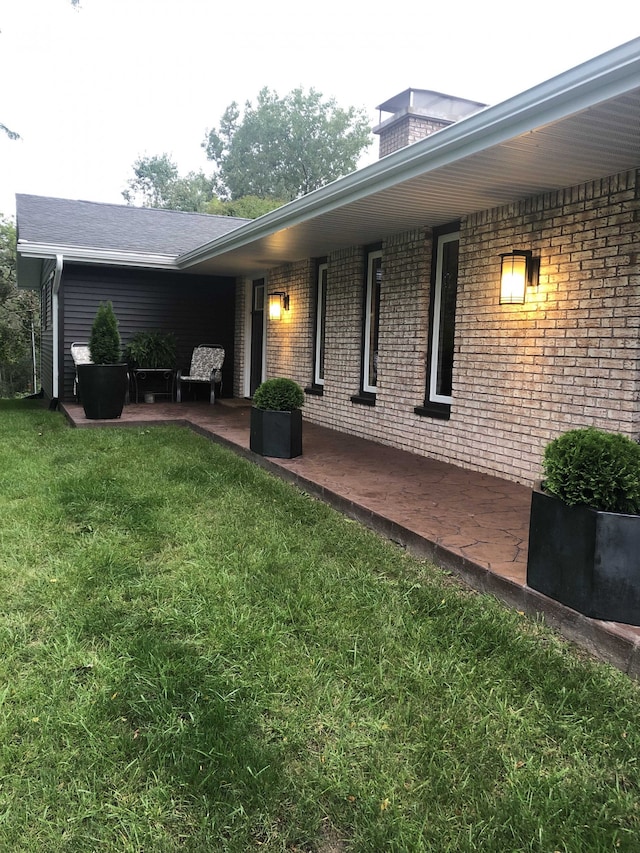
1 0 637 219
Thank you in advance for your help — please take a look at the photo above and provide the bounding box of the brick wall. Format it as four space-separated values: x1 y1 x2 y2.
233 279 247 398
456 169 640 484
241 169 640 487
378 114 451 158
264 259 315 389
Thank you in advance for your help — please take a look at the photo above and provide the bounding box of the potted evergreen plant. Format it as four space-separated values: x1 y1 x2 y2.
250 377 305 458
526 426 640 624
77 302 128 419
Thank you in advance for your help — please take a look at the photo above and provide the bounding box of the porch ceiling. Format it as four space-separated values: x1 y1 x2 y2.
179 40 640 277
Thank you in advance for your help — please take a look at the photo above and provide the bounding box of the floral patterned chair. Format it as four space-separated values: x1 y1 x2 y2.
70 342 92 401
176 345 225 404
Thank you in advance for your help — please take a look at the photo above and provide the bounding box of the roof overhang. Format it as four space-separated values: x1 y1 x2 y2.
177 37 640 278
16 242 179 289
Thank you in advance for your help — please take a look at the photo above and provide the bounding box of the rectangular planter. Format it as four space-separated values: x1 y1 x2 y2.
250 408 302 458
527 490 640 625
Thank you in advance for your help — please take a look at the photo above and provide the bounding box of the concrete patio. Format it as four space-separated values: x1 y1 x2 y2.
60 398 640 678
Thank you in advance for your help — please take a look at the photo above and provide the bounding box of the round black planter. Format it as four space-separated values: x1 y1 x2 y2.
526 490 640 625
250 407 302 458
77 363 128 420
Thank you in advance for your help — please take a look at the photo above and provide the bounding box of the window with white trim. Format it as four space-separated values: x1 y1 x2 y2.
362 249 382 394
425 228 459 414
313 262 327 387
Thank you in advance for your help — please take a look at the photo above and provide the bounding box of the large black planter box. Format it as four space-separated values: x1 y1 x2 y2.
250 408 302 458
77 363 128 420
527 490 640 625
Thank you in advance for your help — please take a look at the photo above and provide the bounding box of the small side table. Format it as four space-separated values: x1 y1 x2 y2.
132 368 176 403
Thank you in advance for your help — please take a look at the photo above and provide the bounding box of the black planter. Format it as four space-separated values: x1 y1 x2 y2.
527 490 640 625
250 408 302 458
77 363 128 420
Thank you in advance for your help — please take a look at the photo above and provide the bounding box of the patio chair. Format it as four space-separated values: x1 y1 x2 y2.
176 344 225 404
70 341 92 401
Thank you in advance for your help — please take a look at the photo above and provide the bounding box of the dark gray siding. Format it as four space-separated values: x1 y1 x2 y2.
60 264 236 401
40 278 54 399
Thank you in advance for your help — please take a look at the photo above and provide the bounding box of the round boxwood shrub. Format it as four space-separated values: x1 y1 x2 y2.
252 377 304 411
89 301 122 364
543 426 640 514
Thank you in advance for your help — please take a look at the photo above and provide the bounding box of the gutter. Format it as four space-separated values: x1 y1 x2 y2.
51 254 63 403
177 36 640 269
17 241 178 271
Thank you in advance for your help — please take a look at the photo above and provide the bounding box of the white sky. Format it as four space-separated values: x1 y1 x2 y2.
1 0 637 220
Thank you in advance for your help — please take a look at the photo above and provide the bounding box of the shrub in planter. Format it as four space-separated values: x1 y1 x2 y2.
527 426 640 624
123 330 177 369
89 301 122 365
77 301 128 420
250 377 305 458
252 377 305 412
542 426 640 514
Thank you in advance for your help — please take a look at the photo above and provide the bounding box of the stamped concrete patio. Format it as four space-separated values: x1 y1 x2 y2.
60 398 640 677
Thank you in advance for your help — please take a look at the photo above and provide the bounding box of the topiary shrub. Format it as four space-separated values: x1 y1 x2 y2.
89 302 122 364
252 377 304 411
543 426 640 514
123 330 177 369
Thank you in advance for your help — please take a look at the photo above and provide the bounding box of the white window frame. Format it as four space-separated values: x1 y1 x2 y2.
314 262 327 387
428 230 459 405
363 250 382 395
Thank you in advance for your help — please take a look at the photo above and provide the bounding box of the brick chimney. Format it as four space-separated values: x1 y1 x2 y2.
373 89 487 158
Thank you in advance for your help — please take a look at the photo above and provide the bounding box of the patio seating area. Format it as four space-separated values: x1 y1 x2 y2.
60 397 640 677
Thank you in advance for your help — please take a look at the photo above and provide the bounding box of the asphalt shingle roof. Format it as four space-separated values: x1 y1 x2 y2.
16 194 249 257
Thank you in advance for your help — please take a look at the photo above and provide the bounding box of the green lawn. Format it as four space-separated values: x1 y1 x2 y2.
1 399 639 852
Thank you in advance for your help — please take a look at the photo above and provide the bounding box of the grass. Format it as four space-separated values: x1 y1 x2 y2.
0 398 639 851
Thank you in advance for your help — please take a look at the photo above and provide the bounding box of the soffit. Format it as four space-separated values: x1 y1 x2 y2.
182 89 640 277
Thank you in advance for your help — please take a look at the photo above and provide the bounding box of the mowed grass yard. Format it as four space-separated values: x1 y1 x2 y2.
1 399 639 852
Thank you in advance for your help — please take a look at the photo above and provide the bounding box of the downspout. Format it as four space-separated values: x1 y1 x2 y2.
51 254 63 406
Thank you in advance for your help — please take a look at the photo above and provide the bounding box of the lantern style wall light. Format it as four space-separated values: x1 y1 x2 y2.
268 291 290 320
499 250 539 305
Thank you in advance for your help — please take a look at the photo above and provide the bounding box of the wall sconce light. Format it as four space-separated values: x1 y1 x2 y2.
499 250 539 305
268 291 290 320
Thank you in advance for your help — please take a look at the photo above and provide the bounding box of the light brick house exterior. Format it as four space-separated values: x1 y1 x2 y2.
242 169 639 487
17 39 640 490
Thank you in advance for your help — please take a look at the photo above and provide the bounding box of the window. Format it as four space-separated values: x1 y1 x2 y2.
363 249 382 394
418 226 459 418
41 280 51 331
313 262 327 387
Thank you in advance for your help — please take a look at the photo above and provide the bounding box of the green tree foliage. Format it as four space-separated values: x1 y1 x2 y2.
204 195 284 219
122 154 216 212
0 216 39 396
203 87 372 201
123 155 283 219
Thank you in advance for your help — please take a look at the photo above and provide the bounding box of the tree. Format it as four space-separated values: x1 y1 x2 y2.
203 87 372 201
0 216 39 396
122 154 215 212
204 195 284 219
122 155 284 219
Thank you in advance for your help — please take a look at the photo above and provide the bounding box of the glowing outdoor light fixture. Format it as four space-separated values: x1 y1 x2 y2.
499 250 539 305
268 291 290 320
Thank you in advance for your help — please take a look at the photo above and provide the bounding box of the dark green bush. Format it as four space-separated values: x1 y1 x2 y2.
124 330 176 369
252 377 304 411
89 302 122 364
543 426 640 513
